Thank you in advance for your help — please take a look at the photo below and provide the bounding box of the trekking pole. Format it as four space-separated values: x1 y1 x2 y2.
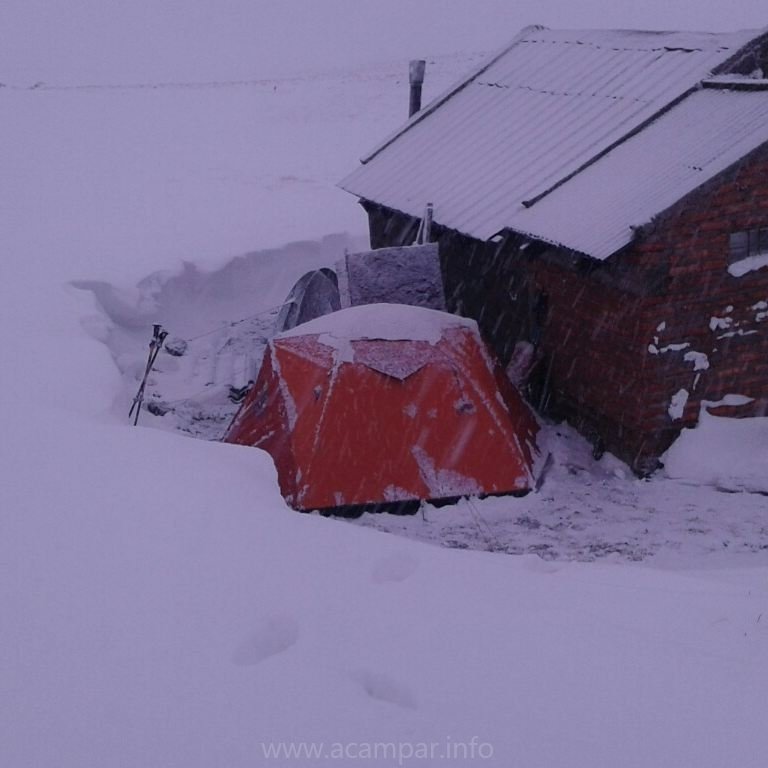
129 323 168 426
129 324 160 425
131 325 168 425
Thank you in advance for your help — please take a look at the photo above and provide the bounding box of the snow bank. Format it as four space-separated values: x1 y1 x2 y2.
5 416 768 768
278 302 476 344
663 409 768 494
74 236 361 439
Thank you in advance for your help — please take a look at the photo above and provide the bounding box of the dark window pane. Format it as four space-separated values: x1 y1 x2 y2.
730 231 749 262
758 227 768 255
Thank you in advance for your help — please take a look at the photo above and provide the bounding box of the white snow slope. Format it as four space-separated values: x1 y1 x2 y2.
3 5 768 767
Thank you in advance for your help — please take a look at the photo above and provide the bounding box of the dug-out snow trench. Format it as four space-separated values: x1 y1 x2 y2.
74 233 366 439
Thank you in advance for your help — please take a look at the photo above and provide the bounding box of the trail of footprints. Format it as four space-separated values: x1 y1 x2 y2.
232 552 419 708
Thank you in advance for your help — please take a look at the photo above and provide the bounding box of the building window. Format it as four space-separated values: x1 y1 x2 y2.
729 227 768 263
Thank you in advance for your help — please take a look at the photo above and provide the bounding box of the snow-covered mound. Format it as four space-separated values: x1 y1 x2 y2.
278 302 476 343
76 235 364 439
663 409 768 494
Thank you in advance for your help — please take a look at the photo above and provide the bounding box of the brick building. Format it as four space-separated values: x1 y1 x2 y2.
340 26 768 473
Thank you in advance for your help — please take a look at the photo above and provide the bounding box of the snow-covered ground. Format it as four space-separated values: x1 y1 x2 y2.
358 423 768 569
3 5 768 766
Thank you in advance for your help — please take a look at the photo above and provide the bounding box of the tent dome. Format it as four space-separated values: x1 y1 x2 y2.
225 304 540 512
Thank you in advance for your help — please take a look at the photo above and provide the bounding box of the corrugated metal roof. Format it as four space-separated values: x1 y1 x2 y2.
339 26 764 257
512 87 768 260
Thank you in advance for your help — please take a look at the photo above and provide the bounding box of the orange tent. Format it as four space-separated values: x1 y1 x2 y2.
224 304 540 512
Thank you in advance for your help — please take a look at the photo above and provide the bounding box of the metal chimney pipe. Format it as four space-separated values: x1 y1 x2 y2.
423 202 433 243
409 59 426 117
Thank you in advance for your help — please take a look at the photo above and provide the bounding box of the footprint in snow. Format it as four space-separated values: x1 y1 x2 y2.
232 613 299 666
370 552 419 584
353 669 417 709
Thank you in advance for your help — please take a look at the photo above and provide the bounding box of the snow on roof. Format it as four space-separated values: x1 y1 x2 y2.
513 87 768 259
276 303 477 344
340 26 764 257
703 74 768 89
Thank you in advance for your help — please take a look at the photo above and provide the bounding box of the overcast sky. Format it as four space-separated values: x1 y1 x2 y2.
1 0 766 85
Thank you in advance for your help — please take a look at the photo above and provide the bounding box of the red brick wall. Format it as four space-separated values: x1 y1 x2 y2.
631 143 768 451
363 142 768 472
525 143 768 471
525 258 654 468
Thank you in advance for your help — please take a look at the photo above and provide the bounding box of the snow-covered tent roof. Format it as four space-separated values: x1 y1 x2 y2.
339 26 768 260
277 302 475 344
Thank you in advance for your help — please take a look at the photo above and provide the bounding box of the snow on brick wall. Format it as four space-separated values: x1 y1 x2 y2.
364 141 768 473
633 140 768 437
